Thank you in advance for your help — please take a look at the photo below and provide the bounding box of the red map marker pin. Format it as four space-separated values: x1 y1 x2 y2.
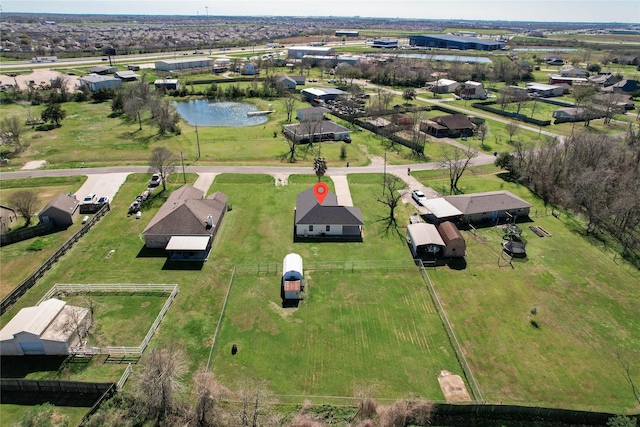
313 182 328 205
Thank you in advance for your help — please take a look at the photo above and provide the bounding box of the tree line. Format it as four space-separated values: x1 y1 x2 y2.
496 128 640 264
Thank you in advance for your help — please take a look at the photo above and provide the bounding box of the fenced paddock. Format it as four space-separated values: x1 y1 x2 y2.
39 283 178 358
209 260 462 400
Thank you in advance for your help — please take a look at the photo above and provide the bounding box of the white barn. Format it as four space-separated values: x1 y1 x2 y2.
0 298 91 356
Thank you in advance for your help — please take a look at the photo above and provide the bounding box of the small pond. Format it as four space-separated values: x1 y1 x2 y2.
172 99 269 127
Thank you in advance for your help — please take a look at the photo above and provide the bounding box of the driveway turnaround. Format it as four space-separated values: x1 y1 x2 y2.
75 173 130 203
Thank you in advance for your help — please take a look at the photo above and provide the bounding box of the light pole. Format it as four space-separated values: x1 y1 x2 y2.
195 123 201 160
205 6 211 54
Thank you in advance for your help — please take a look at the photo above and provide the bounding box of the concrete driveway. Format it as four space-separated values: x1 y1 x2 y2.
74 173 130 203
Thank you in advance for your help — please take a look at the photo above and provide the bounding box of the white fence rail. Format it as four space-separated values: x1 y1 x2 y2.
38 283 177 305
37 284 178 358
116 363 133 390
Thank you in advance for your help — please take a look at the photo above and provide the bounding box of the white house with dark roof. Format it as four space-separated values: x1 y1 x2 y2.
142 185 227 261
295 187 363 239
0 298 91 356
283 120 352 143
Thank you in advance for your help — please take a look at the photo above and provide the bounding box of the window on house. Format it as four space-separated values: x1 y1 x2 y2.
309 225 314 232
326 225 330 232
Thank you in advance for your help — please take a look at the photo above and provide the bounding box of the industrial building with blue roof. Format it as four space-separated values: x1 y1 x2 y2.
408 34 505 51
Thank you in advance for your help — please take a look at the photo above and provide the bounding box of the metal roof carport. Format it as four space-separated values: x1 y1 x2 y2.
165 235 211 261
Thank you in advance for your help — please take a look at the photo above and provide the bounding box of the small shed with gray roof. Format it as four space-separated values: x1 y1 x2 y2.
38 193 79 227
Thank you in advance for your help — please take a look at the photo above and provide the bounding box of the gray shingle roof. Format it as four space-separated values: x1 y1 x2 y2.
443 191 531 215
295 187 363 225
142 185 227 236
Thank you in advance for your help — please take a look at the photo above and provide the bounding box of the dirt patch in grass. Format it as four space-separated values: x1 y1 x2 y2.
438 370 472 402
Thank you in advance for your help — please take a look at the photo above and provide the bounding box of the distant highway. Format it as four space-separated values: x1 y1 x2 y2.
0 40 372 72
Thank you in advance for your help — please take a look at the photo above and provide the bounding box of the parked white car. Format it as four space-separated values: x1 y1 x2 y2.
83 193 97 204
411 190 427 206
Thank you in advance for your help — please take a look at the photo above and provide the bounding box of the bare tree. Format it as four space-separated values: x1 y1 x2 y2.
439 144 476 194
138 347 187 426
505 121 520 143
236 380 273 427
150 99 180 135
616 350 640 405
9 190 39 226
474 122 490 149
282 94 297 123
375 174 407 237
149 147 177 191
192 367 228 427
409 110 427 158
63 305 92 348
0 116 27 155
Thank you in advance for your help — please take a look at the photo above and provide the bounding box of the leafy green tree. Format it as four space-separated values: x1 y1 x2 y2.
402 88 417 104
607 415 637 427
41 102 67 126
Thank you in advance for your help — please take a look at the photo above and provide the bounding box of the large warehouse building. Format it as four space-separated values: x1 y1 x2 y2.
288 46 336 59
155 57 214 71
409 34 505 51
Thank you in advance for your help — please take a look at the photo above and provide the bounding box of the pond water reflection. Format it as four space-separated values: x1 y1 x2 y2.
172 99 268 127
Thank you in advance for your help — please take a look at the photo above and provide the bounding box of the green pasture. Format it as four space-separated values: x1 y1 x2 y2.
1 170 639 414
413 171 640 413
212 268 456 399
0 92 442 169
1 404 87 427
0 176 87 299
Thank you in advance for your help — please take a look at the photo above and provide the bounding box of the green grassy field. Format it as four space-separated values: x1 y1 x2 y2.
0 176 87 299
212 267 456 399
1 168 639 424
414 171 640 414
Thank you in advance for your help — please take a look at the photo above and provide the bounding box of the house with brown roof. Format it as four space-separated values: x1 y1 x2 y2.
420 114 475 138
142 185 228 261
38 193 79 227
295 187 363 240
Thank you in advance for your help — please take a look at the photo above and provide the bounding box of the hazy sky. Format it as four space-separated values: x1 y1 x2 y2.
2 0 639 23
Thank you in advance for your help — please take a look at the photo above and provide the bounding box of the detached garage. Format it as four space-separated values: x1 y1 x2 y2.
0 298 91 356
437 221 466 258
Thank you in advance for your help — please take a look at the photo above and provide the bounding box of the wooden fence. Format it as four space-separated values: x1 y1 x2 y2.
0 221 55 246
0 203 110 315
39 283 178 358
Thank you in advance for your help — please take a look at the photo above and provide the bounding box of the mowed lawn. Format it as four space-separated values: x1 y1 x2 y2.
209 173 460 399
0 176 87 299
416 172 640 414
2 168 639 414
213 268 456 399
